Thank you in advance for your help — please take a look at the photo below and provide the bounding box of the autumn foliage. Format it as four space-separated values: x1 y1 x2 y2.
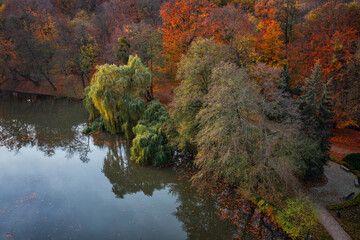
0 0 359 124
289 1 360 127
0 0 358 127
160 0 214 77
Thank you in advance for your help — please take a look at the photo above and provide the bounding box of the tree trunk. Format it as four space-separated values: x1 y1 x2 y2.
81 72 85 89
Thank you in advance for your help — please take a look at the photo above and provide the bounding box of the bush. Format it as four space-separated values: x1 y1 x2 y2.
343 153 360 171
131 101 174 166
278 197 318 239
82 117 105 134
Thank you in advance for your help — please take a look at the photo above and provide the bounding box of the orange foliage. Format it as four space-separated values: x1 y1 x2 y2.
289 3 359 81
330 128 360 161
160 0 214 76
254 0 285 66
331 128 360 148
24 7 57 41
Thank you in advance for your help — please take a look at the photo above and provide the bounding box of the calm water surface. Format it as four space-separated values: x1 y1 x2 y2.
0 94 284 240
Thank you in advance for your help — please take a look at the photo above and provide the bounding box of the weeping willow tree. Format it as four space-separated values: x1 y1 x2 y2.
84 55 151 139
131 101 173 166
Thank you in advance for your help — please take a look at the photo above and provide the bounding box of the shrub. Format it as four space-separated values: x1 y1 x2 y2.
328 193 360 210
278 197 318 239
82 117 105 134
343 153 360 171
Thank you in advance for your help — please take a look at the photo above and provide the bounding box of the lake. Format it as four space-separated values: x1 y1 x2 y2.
0 93 285 240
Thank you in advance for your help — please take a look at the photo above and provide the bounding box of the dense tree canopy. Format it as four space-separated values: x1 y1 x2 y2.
289 1 360 127
170 38 231 154
0 0 358 128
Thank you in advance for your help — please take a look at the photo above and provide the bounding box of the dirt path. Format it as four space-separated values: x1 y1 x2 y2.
315 204 352 240
310 162 360 205
308 162 359 240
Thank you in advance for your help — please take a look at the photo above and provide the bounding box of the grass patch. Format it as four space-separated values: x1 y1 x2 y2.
329 205 360 240
328 193 360 210
327 193 360 240
311 222 333 240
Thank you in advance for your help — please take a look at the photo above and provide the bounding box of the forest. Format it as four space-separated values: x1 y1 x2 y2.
0 0 360 239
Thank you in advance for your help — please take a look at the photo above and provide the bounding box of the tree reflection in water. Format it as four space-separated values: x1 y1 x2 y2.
100 136 176 198
0 93 285 239
0 93 91 162
99 136 236 239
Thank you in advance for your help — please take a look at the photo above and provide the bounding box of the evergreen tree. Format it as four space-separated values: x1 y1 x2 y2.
298 62 334 176
115 36 131 64
281 64 291 95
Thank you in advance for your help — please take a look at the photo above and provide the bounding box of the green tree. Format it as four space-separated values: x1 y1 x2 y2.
115 36 131 65
278 197 318 239
170 38 231 154
126 23 164 100
298 62 334 177
194 62 287 204
84 55 151 139
79 35 98 88
131 101 173 166
194 62 261 180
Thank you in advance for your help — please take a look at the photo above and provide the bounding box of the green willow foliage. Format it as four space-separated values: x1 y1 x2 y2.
84 55 151 139
131 101 173 166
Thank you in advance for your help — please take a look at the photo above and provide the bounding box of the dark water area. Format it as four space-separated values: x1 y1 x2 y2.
0 93 286 240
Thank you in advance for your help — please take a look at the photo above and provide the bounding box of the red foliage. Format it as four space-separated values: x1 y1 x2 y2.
204 4 254 44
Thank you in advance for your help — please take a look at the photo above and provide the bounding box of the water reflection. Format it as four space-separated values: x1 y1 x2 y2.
0 93 91 162
0 93 285 239
98 136 236 239
101 138 176 198
172 182 237 239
